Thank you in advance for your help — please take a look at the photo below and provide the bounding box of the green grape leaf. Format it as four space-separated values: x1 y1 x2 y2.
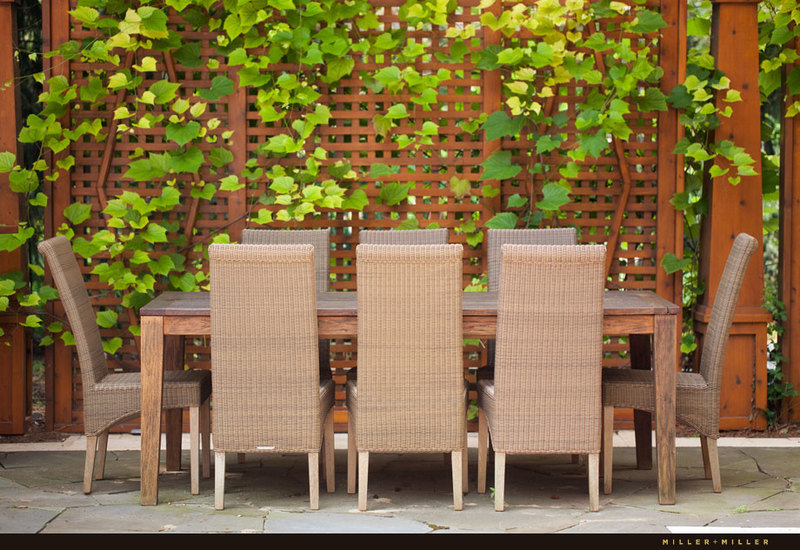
484 212 518 229
198 76 234 101
342 189 369 210
377 182 412 206
480 151 522 181
165 121 201 146
481 111 524 141
63 202 92 225
536 183 571 211
96 310 118 328
661 253 692 274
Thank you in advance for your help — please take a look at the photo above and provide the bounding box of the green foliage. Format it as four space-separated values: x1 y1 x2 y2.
474 0 670 230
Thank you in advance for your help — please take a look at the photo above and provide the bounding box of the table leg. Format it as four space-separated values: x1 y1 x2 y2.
140 316 165 506
629 333 653 470
654 314 677 505
164 336 185 472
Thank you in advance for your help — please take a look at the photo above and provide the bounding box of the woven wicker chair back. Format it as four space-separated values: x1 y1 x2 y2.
358 228 449 245
698 233 758 390
38 236 108 389
493 244 605 454
241 229 330 292
209 243 321 453
355 244 465 452
486 228 577 292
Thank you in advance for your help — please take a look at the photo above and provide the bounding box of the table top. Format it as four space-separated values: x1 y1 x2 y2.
140 289 681 317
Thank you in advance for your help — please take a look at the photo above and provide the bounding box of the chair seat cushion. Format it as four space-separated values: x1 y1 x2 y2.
602 367 717 436
94 369 212 407
83 369 211 436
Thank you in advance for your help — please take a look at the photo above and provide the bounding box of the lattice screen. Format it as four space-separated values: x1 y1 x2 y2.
55 0 676 430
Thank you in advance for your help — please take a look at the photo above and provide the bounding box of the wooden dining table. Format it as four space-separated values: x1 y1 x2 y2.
138 289 680 506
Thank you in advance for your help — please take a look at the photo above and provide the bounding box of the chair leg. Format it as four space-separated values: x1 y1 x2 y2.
95 430 109 480
347 415 357 494
358 451 369 511
83 435 98 494
190 406 200 495
324 411 335 493
461 441 468 494
494 451 506 512
603 404 614 495
214 451 226 510
308 452 320 510
477 408 488 494
702 436 722 493
588 453 600 512
451 450 463 511
200 399 211 479
700 434 712 479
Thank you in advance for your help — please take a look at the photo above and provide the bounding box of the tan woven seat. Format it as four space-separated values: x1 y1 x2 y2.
346 244 468 511
477 244 606 512
38 236 211 495
209 243 335 510
358 227 449 245
602 233 758 494
481 228 578 380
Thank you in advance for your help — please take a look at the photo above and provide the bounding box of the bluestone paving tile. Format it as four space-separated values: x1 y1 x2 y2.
0 505 64 533
1 432 799 537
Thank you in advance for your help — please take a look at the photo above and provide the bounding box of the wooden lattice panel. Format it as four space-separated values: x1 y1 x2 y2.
51 0 680 431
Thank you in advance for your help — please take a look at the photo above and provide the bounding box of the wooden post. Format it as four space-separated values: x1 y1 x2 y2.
698 0 769 430
779 36 800 422
481 0 504 251
228 66 249 242
0 0 29 435
657 0 686 310
42 0 73 431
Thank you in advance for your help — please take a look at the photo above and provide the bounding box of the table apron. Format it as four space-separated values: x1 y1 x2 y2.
162 314 662 338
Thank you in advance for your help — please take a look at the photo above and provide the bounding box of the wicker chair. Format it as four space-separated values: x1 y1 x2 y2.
602 233 758 495
477 244 606 512
240 228 332 380
358 227 449 245
482 228 578 380
347 244 468 511
38 235 211 495
209 243 335 510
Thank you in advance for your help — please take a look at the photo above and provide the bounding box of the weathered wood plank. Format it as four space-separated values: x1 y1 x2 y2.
140 316 165 506
653 313 677 505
